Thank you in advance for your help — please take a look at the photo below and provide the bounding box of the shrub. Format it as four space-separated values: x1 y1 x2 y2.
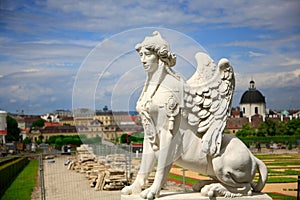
0 157 29 197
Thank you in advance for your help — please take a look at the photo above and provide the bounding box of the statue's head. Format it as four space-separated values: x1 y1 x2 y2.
136 31 176 67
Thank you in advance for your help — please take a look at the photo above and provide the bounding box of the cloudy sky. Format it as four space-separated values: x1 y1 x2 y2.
0 0 299 115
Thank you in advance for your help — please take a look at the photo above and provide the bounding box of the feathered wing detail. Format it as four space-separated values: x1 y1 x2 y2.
183 52 235 156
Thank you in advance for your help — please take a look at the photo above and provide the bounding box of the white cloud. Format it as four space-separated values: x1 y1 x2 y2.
0 0 299 112
280 58 300 67
0 67 76 114
235 68 300 90
54 1 299 30
50 97 57 102
248 51 264 57
21 68 40 73
187 0 300 30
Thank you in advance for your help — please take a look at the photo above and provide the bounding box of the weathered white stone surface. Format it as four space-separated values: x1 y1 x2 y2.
121 31 268 199
121 192 272 200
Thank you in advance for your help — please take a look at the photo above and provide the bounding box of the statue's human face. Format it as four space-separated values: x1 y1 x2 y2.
139 47 159 73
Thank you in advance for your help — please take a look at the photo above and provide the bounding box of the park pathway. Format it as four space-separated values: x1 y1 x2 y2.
42 156 121 200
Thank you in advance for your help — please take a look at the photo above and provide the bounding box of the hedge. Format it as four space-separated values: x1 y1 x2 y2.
0 157 19 167
238 135 300 147
0 157 29 198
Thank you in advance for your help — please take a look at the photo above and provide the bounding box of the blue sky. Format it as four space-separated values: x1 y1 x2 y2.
0 0 299 115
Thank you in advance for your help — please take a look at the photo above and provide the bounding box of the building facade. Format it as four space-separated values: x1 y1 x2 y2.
0 110 7 144
240 80 266 118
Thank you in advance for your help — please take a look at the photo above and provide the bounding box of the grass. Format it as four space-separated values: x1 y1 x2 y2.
266 161 300 166
169 153 300 199
1 159 39 200
169 172 298 184
168 173 199 185
267 193 297 200
266 177 298 183
268 169 300 176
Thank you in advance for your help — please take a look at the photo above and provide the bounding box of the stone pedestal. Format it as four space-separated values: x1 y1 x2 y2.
121 192 272 200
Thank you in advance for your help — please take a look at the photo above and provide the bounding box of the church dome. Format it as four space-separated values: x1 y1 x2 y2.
240 80 265 104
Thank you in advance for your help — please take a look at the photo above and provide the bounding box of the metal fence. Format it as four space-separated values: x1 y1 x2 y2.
5 145 300 200
1 144 134 200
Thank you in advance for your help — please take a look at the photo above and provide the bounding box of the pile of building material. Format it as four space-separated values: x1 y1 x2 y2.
67 144 159 191
67 144 129 191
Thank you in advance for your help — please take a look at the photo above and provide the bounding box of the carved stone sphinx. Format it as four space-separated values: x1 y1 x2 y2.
121 31 268 199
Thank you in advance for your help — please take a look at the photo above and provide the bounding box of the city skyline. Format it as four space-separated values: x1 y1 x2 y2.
0 1 299 115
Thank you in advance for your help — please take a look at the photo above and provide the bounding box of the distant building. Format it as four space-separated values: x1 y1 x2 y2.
240 80 266 118
0 110 7 144
225 79 299 134
60 116 75 126
41 125 77 142
52 109 72 117
41 113 60 122
14 115 41 132
29 125 78 142
94 110 115 126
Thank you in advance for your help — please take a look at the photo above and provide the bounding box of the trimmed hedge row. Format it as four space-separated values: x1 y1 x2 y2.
0 157 19 167
0 157 29 198
238 135 300 147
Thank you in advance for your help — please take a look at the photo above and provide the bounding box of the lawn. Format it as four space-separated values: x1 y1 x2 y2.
254 153 300 184
267 193 297 200
167 173 199 186
1 159 39 200
168 152 300 199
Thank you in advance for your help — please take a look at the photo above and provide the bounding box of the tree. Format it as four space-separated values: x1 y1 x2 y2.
55 137 63 149
287 118 300 135
257 119 277 136
129 132 144 143
274 121 287 135
236 124 256 137
31 118 45 128
6 116 20 142
120 134 129 144
257 123 268 137
265 119 276 136
62 137 73 145
36 134 44 144
23 137 31 145
47 135 58 144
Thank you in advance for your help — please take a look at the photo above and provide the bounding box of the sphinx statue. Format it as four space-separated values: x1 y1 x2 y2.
121 31 268 199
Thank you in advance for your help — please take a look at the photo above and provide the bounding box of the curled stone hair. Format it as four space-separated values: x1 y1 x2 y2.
135 31 176 67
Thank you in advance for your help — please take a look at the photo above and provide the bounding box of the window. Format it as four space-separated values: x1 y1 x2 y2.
243 107 245 114
255 107 258 114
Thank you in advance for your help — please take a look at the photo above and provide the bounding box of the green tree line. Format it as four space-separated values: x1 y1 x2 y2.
236 118 300 137
45 134 102 149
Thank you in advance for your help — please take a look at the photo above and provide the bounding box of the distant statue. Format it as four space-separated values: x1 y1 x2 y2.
121 31 268 199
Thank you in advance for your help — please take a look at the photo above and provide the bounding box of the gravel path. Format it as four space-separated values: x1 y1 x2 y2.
42 156 121 200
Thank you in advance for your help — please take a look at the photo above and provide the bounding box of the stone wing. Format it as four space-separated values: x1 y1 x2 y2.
182 52 235 156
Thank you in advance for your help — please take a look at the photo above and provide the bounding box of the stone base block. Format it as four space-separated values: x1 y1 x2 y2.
121 192 272 200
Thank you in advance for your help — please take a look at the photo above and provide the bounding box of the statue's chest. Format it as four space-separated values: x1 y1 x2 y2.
137 85 180 118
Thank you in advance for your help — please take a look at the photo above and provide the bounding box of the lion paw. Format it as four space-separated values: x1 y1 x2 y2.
192 180 217 192
201 183 243 198
140 186 159 200
121 183 141 195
